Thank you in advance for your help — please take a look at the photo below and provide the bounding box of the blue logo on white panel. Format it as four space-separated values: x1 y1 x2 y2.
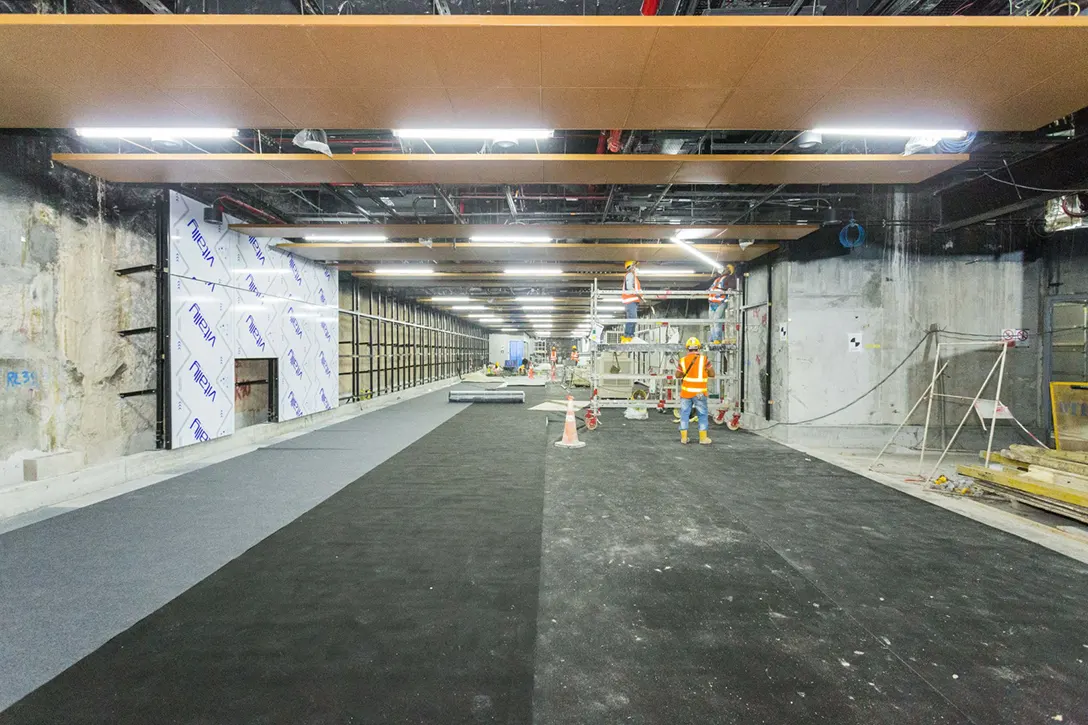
189 360 217 401
246 315 267 351
288 391 303 417
244 274 264 298
288 307 303 338
186 219 215 268
321 321 332 341
288 349 303 377
288 256 303 286
319 351 331 377
189 418 211 442
188 303 217 348
248 236 266 265
320 388 332 410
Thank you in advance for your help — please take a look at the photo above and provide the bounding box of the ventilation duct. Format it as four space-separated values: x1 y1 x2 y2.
293 129 332 157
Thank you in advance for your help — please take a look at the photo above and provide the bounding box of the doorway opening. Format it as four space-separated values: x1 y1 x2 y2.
235 358 279 430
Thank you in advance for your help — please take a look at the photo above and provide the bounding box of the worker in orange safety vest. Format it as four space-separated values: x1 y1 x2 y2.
620 260 642 343
550 345 558 364
676 336 715 445
570 345 580 363
708 263 736 344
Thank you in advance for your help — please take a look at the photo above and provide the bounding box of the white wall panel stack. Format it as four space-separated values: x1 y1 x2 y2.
167 192 338 448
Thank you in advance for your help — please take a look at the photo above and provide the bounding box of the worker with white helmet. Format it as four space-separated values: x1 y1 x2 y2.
620 260 642 343
708 263 736 344
676 336 715 445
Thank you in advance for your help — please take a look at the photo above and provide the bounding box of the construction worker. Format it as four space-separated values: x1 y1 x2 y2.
550 345 558 365
708 263 736 344
676 336 715 445
570 344 580 363
621 260 642 342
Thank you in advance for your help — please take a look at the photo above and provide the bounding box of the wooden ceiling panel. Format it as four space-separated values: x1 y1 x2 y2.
190 24 334 88
446 87 543 127
87 25 249 89
425 25 541 88
540 26 658 88
800 87 983 130
234 223 816 241
637 26 775 89
540 87 634 130
279 241 781 266
624 88 730 130
709 87 822 130
2 17 1088 132
738 27 890 91
337 156 546 185
312 26 443 87
53 152 968 186
841 27 1007 93
255 86 378 128
671 159 753 184
166 87 292 128
541 157 683 185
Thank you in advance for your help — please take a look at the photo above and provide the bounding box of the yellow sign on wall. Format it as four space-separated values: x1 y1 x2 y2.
1050 382 1088 451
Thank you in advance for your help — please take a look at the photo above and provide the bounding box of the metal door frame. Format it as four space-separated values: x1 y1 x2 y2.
1042 294 1088 442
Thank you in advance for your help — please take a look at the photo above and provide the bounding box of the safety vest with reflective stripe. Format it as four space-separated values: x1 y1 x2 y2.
571 350 580 362
709 275 728 304
677 352 709 398
550 350 557 362
621 270 642 305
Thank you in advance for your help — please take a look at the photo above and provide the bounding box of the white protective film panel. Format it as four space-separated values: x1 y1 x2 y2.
168 192 339 448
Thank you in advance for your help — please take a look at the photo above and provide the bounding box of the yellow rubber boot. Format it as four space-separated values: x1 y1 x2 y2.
680 430 689 445
699 430 712 445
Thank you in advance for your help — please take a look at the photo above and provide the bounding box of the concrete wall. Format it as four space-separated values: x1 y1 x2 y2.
783 250 1039 428
0 140 158 486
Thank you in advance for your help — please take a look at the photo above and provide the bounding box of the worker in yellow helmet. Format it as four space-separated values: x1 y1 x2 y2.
570 344 580 363
676 336 715 445
620 260 642 343
708 263 736 344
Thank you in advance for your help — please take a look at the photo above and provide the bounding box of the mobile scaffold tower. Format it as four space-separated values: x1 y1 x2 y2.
582 278 742 432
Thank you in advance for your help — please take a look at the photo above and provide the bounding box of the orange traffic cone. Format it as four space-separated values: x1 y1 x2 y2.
555 395 586 449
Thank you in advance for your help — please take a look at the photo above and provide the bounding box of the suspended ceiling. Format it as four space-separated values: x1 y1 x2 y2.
52 152 969 185
2 15 1087 131
234 223 815 241
280 241 782 265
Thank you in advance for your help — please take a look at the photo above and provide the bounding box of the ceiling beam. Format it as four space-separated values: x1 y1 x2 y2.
936 133 1088 231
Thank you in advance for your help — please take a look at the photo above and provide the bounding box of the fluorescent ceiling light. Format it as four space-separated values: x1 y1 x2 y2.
505 267 564 276
639 267 699 276
470 235 553 244
597 305 625 312
429 296 472 302
393 128 554 140
810 127 968 139
373 266 435 275
303 234 387 242
521 305 555 311
76 127 239 139
524 314 553 319
452 305 488 310
514 296 554 302
669 236 725 272
675 229 714 240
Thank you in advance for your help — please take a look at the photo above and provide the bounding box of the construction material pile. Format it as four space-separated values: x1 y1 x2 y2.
958 445 1088 524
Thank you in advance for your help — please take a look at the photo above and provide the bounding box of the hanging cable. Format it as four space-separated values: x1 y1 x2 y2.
839 218 865 248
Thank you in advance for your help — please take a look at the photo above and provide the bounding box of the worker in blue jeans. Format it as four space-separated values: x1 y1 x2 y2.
620 260 642 342
676 337 715 444
708 264 735 344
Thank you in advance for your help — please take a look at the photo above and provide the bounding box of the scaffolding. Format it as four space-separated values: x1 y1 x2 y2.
581 278 743 430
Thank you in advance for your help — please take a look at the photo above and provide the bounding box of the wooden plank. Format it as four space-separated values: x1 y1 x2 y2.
51 152 969 186
1 16 1087 131
1007 445 1088 478
958 464 1088 509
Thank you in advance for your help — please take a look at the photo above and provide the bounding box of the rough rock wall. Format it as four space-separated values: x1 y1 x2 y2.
0 136 158 481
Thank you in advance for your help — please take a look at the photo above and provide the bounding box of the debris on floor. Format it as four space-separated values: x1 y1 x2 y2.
957 444 1088 524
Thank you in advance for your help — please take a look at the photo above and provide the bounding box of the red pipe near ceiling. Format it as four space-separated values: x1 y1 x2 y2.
640 0 660 15
596 132 607 155
607 129 622 153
